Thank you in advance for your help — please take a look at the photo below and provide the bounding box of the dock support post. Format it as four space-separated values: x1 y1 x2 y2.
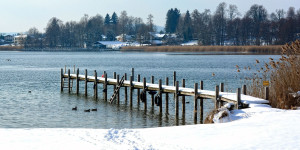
159 79 163 115
151 76 155 107
117 75 120 104
173 71 176 98
124 73 127 102
165 77 169 114
68 69 71 93
200 81 204 124
175 81 179 119
73 65 75 73
137 74 140 105
220 83 224 106
143 77 147 111
60 68 64 92
131 68 134 81
182 79 186 115
265 87 269 100
94 70 98 99
194 83 198 123
85 69 87 96
64 65 66 74
76 68 79 94
130 76 133 107
215 85 219 109
113 72 116 91
236 88 241 109
242 85 247 95
103 72 107 101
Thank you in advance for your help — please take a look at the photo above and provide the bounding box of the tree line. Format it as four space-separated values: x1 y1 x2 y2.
24 2 300 48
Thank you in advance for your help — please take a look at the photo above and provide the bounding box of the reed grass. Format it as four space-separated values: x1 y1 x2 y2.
242 40 300 109
122 45 283 54
0 46 23 51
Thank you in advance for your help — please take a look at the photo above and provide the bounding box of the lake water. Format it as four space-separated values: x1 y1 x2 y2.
0 51 279 128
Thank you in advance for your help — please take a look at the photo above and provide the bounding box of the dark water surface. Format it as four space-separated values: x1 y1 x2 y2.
0 51 279 128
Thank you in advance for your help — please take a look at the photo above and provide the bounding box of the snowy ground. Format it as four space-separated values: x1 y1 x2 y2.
1 102 300 150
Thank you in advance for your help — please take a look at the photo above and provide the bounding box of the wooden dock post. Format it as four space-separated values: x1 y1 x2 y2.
159 79 163 115
175 81 179 119
137 74 140 105
117 74 120 104
143 77 147 111
60 68 63 92
236 88 241 109
182 79 186 115
242 85 247 95
265 87 269 100
200 81 204 124
68 69 71 93
131 68 134 81
220 83 224 107
151 76 155 107
215 85 219 109
76 68 79 94
64 65 66 74
85 69 88 96
73 65 75 73
113 72 116 91
103 72 107 101
194 83 198 123
173 71 176 98
165 77 169 114
130 76 133 107
124 73 127 102
94 70 98 99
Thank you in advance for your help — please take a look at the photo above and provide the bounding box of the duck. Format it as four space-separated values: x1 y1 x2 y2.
72 106 77 111
84 109 90 112
91 108 97 111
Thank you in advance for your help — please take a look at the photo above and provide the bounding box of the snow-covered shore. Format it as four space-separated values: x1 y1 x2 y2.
1 103 300 150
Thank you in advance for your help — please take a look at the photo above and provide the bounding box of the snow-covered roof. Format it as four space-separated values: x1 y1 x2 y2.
181 40 198 46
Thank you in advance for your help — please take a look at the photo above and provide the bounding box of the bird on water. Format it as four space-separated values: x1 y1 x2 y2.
72 106 77 111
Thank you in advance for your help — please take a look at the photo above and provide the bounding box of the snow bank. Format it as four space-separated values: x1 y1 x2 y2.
1 103 300 149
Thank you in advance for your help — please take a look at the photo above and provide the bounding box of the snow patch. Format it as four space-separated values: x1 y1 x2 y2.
213 107 232 123
104 128 153 150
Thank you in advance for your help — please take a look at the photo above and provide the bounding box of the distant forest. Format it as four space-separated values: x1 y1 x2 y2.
23 2 300 48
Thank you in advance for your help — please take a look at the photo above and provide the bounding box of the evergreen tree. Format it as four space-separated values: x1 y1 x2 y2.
165 8 181 33
182 10 193 41
104 14 111 25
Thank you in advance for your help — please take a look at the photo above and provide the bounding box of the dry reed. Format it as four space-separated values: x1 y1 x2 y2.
0 46 23 51
243 40 300 109
122 45 283 54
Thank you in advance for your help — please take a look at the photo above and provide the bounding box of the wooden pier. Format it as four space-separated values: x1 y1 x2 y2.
61 67 269 124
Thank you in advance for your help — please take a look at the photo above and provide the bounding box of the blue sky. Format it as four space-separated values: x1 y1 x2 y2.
1 0 300 32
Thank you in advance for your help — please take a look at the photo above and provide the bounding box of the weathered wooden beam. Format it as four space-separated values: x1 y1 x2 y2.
76 68 79 94
159 79 163 115
130 76 133 107
242 85 247 95
182 79 186 115
173 71 176 98
236 88 241 109
131 68 134 81
220 83 224 106
103 72 107 101
175 81 179 119
117 74 120 104
194 83 198 123
165 77 169 114
85 69 87 96
60 68 64 92
113 72 116 92
94 70 98 99
124 73 127 102
200 80 204 124
265 87 269 100
215 85 219 109
151 75 155 107
68 69 71 93
137 74 140 105
143 77 147 111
